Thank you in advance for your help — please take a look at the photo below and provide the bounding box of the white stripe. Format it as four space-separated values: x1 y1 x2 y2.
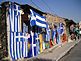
36 21 46 28
18 16 20 32
23 33 26 57
60 27 63 29
31 15 36 21
12 7 15 32
33 44 36 47
26 41 28 57
14 32 17 59
30 9 34 16
32 35 34 57
30 9 36 22
15 36 23 38
23 41 25 57
20 41 22 58
25 41 27 57
36 15 46 22
15 15 17 32
11 32 14 58
31 31 34 57
43 41 45 50
17 42 20 58
24 33 28 57
15 36 29 39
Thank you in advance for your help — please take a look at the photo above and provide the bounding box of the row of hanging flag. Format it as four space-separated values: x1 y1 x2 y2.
8 3 48 60
8 2 64 60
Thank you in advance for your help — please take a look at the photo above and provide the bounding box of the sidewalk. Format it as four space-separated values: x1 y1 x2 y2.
26 38 81 61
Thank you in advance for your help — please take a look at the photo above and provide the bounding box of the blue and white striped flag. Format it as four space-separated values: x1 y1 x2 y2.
30 9 48 28
10 32 28 60
8 3 28 60
27 31 37 58
9 3 21 32
60 23 64 35
31 31 37 57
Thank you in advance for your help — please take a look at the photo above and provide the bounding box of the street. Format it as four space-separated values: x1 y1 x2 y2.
59 39 81 61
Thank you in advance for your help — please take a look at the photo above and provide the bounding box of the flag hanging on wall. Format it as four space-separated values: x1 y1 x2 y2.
30 9 48 28
27 31 37 58
8 3 21 32
60 23 64 35
8 3 29 60
10 32 28 60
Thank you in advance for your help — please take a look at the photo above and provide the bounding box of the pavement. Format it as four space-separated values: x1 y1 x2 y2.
25 38 81 61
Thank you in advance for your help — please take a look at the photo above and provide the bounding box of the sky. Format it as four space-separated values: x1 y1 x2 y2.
0 0 81 23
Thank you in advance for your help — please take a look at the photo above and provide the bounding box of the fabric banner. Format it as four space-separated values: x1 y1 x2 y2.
27 31 37 58
30 9 48 28
60 23 64 35
10 32 28 60
8 3 21 32
35 33 40 54
8 3 29 60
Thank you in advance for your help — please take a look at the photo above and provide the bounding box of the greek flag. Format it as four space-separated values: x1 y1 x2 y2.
9 3 21 32
30 9 47 28
8 3 28 60
60 23 64 35
10 32 28 60
27 31 37 58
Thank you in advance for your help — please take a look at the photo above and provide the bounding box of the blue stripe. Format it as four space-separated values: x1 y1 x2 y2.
16 32 18 59
22 34 24 57
36 19 47 25
17 16 18 32
10 32 12 59
16 39 18 59
12 32 15 59
19 41 21 58
20 32 23 57
14 11 16 32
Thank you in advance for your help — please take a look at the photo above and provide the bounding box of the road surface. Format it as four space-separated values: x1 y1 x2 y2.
59 40 81 61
